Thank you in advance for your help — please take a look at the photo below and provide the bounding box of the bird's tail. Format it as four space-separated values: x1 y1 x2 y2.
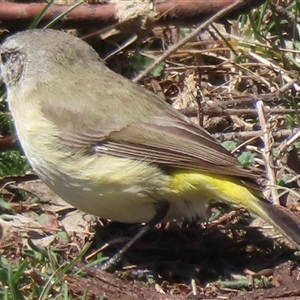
169 171 300 248
250 198 300 249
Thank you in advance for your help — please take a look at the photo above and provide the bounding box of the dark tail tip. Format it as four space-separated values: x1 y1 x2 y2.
259 200 300 249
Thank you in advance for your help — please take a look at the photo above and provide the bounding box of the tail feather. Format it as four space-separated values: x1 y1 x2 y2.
255 199 300 249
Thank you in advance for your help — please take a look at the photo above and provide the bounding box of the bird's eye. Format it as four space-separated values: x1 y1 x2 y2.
0 50 24 85
0 52 11 64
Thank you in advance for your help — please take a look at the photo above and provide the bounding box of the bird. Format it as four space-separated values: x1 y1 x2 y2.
1 29 300 269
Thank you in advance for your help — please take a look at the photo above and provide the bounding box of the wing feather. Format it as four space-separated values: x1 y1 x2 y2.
94 118 257 178
39 65 257 180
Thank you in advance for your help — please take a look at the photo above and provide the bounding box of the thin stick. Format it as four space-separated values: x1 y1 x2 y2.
256 100 279 204
133 0 245 82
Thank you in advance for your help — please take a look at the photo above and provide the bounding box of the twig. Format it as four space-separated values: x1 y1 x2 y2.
0 0 265 29
0 135 19 151
133 0 246 82
278 129 300 156
213 129 296 143
248 52 300 91
256 100 279 204
204 93 295 106
179 106 298 118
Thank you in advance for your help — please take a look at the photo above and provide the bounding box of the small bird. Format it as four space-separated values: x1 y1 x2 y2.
1 29 300 268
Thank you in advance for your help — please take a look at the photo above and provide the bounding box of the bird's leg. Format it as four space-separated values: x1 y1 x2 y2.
99 200 170 271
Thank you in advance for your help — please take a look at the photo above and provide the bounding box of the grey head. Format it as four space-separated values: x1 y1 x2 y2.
0 29 102 90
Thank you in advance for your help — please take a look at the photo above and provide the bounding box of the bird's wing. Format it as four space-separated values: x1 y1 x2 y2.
94 115 257 178
39 68 257 180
